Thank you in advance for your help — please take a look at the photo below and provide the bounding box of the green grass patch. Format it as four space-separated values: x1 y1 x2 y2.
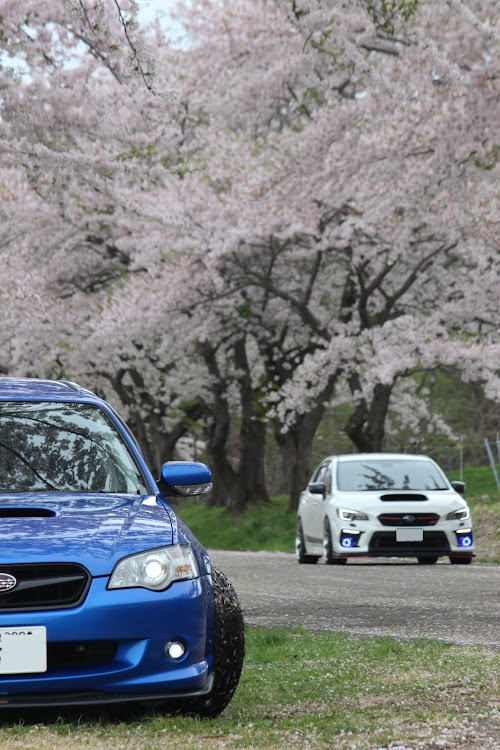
468 501 500 564
176 495 297 552
0 628 498 749
463 466 500 563
462 463 500 500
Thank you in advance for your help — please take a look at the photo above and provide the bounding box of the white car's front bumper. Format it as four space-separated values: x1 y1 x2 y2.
330 518 474 559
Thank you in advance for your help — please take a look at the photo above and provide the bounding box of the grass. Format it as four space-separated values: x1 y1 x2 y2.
177 495 297 552
459 464 500 499
468 502 500 564
0 628 498 749
176 465 500 563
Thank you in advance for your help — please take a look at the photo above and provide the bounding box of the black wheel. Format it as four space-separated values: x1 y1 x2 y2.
449 556 472 565
176 567 245 717
323 520 347 565
295 519 319 564
417 556 438 564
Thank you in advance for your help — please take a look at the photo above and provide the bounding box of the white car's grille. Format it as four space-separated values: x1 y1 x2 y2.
378 513 440 527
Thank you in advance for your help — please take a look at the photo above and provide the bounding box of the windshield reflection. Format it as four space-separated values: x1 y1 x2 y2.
337 459 449 491
0 402 148 494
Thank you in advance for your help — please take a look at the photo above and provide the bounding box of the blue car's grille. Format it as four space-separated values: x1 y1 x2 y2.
0 564 90 611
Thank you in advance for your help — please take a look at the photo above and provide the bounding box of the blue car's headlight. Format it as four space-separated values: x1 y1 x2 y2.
107 543 199 591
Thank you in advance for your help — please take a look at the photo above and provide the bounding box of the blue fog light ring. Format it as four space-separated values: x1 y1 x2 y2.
455 529 473 548
340 529 361 549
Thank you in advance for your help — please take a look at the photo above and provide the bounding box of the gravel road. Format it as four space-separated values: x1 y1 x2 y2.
209 550 500 649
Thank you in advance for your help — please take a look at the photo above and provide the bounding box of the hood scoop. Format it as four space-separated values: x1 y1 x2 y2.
380 493 428 502
0 507 56 518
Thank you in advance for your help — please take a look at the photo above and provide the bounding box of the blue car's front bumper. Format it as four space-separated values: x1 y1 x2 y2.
0 575 213 707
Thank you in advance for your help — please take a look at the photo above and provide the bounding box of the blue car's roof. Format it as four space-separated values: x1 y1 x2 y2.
0 377 98 401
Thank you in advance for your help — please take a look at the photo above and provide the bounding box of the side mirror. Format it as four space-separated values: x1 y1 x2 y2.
308 481 326 496
451 480 466 495
160 461 212 497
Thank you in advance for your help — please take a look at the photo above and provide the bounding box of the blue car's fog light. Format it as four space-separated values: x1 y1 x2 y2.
340 530 361 548
165 640 186 660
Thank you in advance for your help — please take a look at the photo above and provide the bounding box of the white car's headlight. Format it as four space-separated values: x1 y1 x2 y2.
446 507 470 521
108 543 198 591
337 508 369 521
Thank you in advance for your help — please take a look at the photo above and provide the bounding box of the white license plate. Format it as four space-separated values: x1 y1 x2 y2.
396 528 424 542
0 627 47 674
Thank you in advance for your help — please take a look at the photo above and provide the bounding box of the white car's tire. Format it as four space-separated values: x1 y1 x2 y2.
449 556 472 565
417 556 438 564
296 519 320 564
323 520 347 565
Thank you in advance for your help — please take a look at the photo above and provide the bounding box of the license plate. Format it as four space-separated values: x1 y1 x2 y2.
0 627 47 674
396 528 423 542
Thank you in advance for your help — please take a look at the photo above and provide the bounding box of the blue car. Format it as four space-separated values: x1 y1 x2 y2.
0 378 244 715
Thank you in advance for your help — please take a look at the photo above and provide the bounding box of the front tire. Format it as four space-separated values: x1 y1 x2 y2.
323 520 347 565
417 556 438 565
177 567 245 718
449 556 472 565
296 519 319 564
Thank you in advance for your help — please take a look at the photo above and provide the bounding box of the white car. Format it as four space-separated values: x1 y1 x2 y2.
296 453 474 565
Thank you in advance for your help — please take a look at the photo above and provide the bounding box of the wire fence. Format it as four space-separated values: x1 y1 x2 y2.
430 437 498 474
428 436 500 493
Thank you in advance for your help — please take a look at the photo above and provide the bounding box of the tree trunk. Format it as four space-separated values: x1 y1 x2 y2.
230 338 270 512
277 376 338 513
276 424 315 513
199 342 238 507
97 368 205 477
203 403 238 507
127 408 172 475
345 379 393 452
233 417 269 512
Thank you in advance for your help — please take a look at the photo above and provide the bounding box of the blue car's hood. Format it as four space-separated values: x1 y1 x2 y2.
0 493 174 576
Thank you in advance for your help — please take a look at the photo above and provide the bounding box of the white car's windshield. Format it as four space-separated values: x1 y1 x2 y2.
0 401 147 494
337 458 449 492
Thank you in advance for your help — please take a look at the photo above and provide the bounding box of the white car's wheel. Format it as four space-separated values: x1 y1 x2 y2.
323 520 347 565
449 556 472 565
296 519 319 564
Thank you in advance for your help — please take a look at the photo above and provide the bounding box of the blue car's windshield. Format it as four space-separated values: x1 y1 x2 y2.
337 458 449 491
0 401 148 494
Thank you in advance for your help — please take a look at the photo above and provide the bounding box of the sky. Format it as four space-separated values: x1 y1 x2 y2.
137 0 177 26
136 0 185 43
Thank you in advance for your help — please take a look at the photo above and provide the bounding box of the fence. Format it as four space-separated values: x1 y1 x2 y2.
429 436 500 493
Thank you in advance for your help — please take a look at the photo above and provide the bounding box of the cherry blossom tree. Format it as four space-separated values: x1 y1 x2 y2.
150 0 499 508
1 0 499 512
